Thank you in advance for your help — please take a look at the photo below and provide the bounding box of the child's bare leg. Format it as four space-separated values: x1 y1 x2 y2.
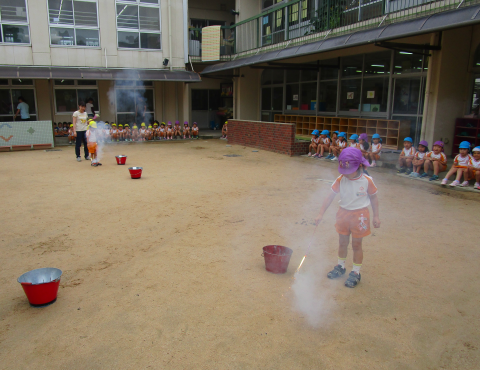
432 161 441 175
424 159 431 173
406 158 413 169
338 234 349 260
352 237 363 265
455 168 464 181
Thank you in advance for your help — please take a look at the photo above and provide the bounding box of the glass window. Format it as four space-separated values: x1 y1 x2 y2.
318 80 337 112
115 86 155 124
192 89 208 110
271 69 284 84
11 79 33 85
301 69 317 82
364 51 391 75
0 79 8 85
286 84 299 110
0 89 13 114
392 78 421 114
320 66 338 80
77 89 98 107
262 88 271 110
286 70 300 83
470 76 480 114
340 79 361 111
261 70 272 85
342 55 363 77
55 79 75 85
54 81 99 113
362 77 389 113
474 44 480 68
77 80 97 86
0 82 37 121
394 51 423 74
300 82 316 110
116 0 161 49
48 0 99 47
0 0 30 44
55 89 78 112
272 87 282 110
12 89 36 114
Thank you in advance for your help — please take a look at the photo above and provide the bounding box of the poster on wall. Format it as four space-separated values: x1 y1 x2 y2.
367 91 375 99
347 92 354 100
293 94 298 101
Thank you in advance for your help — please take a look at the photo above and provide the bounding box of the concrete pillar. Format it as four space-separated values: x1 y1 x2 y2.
236 67 261 121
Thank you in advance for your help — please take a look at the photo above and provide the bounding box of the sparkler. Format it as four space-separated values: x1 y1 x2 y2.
294 224 319 275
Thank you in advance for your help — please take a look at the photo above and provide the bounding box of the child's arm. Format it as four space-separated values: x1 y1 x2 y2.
314 191 337 226
370 193 380 228
399 149 405 158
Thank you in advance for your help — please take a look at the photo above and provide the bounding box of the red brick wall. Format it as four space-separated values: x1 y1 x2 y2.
227 120 309 156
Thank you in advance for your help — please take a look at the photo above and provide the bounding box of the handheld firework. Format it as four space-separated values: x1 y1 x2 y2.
294 224 319 275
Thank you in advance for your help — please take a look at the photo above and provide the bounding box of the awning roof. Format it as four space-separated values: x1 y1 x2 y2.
0 66 201 82
202 4 480 74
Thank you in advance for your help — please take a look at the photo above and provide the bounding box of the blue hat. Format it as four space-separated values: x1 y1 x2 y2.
311 129 319 135
334 131 339 134
349 134 359 140
404 137 413 143
321 130 329 135
473 146 480 152
338 132 346 138
459 141 471 149
372 133 380 139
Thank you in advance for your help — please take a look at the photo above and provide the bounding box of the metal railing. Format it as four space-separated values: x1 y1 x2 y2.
188 0 480 61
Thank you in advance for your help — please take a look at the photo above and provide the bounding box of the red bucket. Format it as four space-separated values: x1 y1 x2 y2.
17 268 62 306
262 245 293 274
116 155 127 165
129 167 143 179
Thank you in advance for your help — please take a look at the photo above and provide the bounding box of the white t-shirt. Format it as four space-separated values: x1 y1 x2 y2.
331 174 378 211
402 147 415 157
86 103 94 115
86 129 97 143
371 143 382 155
469 157 480 169
73 111 88 131
454 154 473 167
17 102 30 119
414 151 426 159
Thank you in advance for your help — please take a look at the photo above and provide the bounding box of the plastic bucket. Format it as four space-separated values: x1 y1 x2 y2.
17 268 62 306
129 167 143 179
262 245 293 274
116 155 127 165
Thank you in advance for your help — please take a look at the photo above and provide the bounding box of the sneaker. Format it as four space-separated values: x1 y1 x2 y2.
474 183 480 190
371 163 377 167
429 175 439 181
312 153 319 158
412 172 420 178
97 162 102 166
344 271 361 288
91 162 98 167
449 180 460 187
307 153 312 157
398 167 406 173
317 155 324 159
405 168 412 175
327 265 346 279
441 179 448 185
331 156 338 161
419 172 429 178
409 172 415 177
76 157 81 162
461 181 469 187
85 156 90 160
325 154 332 160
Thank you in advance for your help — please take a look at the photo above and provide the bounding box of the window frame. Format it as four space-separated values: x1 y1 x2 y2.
0 79 37 120
53 80 99 115
0 0 31 45
114 82 155 124
47 0 101 48
115 0 162 51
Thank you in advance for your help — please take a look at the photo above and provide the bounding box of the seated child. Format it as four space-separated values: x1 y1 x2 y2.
468 146 480 190
359 133 370 158
192 122 199 139
110 123 118 141
183 121 191 139
348 134 360 149
314 130 330 158
53 122 61 137
367 134 382 167
159 122 166 140
86 120 101 166
147 125 154 141
221 121 228 139
398 137 416 174
166 121 173 139
325 131 339 159
103 122 111 142
152 121 159 140
308 130 320 157
62 122 69 136
441 141 472 187
132 125 139 141
330 132 347 161
68 123 76 144
124 124 132 141
118 124 125 141
173 121 182 139
421 141 447 181
139 123 147 141
410 140 428 177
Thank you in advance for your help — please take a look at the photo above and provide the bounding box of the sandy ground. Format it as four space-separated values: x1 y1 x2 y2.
1 140 479 370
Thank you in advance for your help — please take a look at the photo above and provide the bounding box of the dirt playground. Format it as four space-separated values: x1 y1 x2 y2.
1 141 479 369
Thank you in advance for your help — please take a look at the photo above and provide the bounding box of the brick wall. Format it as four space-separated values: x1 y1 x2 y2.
227 120 309 156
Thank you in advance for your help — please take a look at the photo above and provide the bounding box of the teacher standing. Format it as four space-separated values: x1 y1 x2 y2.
72 101 90 162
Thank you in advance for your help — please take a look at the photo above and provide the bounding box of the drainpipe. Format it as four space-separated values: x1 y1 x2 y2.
168 0 173 71
420 33 436 140
183 0 188 64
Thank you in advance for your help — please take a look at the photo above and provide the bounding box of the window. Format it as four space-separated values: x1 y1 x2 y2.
0 0 30 44
191 89 220 111
115 81 154 125
116 0 161 49
54 80 98 114
0 79 36 121
48 0 99 47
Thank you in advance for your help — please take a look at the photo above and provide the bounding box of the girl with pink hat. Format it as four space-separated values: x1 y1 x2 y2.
166 121 173 140
314 147 381 288
421 141 447 181
410 140 429 177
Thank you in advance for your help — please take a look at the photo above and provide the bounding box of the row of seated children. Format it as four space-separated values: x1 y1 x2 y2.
98 120 200 142
398 138 480 189
307 131 382 166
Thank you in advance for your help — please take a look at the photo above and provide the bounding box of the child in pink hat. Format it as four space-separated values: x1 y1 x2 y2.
315 147 381 288
166 121 173 140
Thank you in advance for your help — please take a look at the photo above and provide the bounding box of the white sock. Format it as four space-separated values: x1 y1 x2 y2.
352 263 362 274
338 258 346 268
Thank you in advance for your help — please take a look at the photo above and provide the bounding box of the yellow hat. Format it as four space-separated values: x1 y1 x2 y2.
70 124 73 127
125 124 129 127
119 124 123 127
141 123 145 127
224 122 228 125
161 122 165 125
133 125 138 129
112 123 116 126
148 125 152 128
88 118 95 124
153 122 158 126
88 121 97 128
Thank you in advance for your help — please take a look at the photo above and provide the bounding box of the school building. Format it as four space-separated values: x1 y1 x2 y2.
0 0 479 156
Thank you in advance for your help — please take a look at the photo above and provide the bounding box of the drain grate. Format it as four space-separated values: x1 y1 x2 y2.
224 154 242 157
45 149 62 152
